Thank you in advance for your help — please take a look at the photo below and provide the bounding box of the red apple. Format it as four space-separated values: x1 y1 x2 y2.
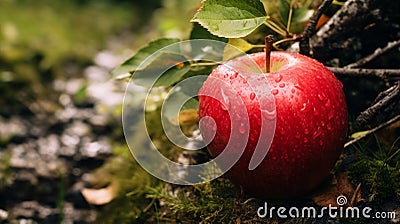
198 51 347 198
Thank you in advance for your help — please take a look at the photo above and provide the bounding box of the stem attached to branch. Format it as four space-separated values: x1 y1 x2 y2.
265 35 275 73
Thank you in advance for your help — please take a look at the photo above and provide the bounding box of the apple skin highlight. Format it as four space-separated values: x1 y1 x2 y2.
198 52 348 198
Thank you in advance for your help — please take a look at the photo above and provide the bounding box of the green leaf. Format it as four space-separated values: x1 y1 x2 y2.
292 7 314 24
350 130 369 139
133 52 190 87
278 0 290 25
223 38 254 61
278 0 314 26
190 22 227 42
111 38 180 79
191 0 267 38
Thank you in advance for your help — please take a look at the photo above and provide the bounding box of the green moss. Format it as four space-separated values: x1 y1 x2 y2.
348 137 400 203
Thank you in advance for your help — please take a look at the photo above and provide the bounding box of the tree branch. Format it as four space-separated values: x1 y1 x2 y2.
344 114 400 148
311 0 380 63
355 82 400 128
328 67 400 79
299 0 333 56
345 39 400 68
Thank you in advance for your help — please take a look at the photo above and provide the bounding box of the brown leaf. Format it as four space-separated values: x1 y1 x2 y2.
81 182 118 205
178 109 199 126
311 172 363 207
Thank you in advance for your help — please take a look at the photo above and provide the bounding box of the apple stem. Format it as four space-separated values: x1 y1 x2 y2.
265 35 275 73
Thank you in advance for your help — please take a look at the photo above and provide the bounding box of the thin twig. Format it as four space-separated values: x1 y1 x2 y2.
299 0 333 56
356 82 400 127
350 183 363 207
328 67 400 79
344 114 400 148
345 39 400 68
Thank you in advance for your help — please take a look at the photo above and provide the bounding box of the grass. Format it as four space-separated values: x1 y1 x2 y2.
0 0 138 70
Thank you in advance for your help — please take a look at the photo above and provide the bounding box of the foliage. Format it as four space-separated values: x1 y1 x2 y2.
147 178 265 223
108 0 399 222
348 137 400 202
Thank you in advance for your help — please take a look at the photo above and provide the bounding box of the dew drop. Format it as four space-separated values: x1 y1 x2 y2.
327 124 332 131
279 83 285 88
275 74 283 83
328 113 334 120
272 89 279 95
239 123 246 134
300 103 307 111
294 84 303 91
261 108 276 120
233 72 239 78
220 89 230 111
304 128 309 135
321 121 325 127
325 99 331 107
280 128 285 135
313 108 319 116
303 137 308 143
250 92 256 100
291 88 295 93
317 93 325 101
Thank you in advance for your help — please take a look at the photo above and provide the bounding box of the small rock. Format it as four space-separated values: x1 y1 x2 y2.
0 209 8 221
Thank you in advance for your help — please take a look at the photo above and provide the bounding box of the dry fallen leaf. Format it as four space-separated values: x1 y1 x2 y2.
311 172 364 207
81 182 118 205
178 109 199 126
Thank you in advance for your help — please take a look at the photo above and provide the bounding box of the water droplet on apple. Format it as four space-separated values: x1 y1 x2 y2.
259 97 276 120
272 156 277 161
304 128 309 135
261 108 276 120
275 74 283 83
312 129 321 139
279 83 285 88
294 84 303 91
325 99 331 107
319 140 324 146
239 123 246 134
212 123 217 131
321 121 325 127
300 103 307 111
328 113 334 120
234 72 239 78
303 137 308 143
271 89 279 95
220 88 230 111
313 108 319 116
317 93 325 101
250 92 256 100
295 133 301 139
280 128 285 135
291 88 295 93
327 124 332 131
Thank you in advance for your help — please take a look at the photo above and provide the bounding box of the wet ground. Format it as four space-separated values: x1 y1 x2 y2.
0 48 127 223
